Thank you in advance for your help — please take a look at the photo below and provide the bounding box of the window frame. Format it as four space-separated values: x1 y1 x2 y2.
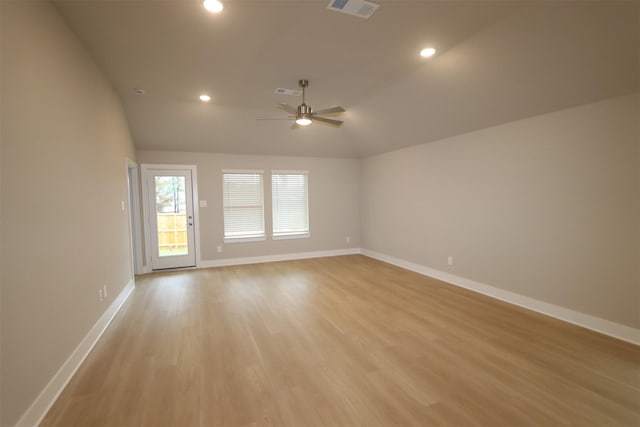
271 170 310 240
222 169 266 243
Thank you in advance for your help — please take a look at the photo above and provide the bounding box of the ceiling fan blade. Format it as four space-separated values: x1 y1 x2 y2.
256 117 294 120
311 116 343 127
277 103 297 114
312 106 345 115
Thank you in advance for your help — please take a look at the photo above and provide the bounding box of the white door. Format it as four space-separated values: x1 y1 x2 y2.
143 167 196 270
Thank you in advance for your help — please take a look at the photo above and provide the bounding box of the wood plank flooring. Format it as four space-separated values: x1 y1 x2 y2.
42 255 640 426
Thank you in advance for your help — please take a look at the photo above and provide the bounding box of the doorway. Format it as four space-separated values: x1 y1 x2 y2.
141 165 198 270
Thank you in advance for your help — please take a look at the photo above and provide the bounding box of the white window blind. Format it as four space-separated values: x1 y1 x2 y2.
222 171 265 240
272 171 309 238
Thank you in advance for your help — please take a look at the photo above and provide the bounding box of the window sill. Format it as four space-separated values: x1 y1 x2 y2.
224 236 266 244
272 233 310 241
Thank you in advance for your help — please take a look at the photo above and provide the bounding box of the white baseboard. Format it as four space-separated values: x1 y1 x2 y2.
15 278 136 427
198 247 361 269
140 249 362 274
361 249 639 345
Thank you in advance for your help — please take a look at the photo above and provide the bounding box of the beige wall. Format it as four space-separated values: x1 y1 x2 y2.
0 2 136 426
361 94 640 329
136 151 360 264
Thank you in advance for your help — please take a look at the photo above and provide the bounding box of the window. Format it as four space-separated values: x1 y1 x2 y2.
272 170 309 239
222 170 265 241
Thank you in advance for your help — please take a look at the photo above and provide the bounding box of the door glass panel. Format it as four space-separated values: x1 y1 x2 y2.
154 176 188 257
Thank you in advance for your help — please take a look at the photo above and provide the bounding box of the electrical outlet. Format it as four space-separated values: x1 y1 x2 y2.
217 245 222 253
447 256 453 266
346 236 351 244
103 285 108 298
98 289 103 301
121 200 125 211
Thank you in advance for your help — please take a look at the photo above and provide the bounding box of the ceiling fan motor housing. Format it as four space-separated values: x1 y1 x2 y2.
297 104 312 116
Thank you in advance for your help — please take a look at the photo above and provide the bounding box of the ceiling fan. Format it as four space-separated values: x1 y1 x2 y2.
262 79 345 129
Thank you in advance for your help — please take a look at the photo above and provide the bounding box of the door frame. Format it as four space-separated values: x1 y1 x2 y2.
141 164 201 271
125 159 143 275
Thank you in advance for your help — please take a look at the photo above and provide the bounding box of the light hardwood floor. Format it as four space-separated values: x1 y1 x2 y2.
42 255 639 426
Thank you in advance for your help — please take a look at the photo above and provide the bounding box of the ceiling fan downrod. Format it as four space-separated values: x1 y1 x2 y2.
297 79 312 122
298 79 309 103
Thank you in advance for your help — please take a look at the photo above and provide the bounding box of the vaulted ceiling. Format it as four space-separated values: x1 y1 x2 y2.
55 0 639 158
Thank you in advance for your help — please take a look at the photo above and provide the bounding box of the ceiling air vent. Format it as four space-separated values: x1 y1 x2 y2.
274 88 302 96
327 0 379 19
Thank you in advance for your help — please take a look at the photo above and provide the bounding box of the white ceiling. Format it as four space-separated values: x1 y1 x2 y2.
55 0 639 158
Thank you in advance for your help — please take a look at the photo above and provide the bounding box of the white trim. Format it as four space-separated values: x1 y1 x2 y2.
125 159 143 275
361 249 640 345
141 166 152 272
198 248 360 268
272 232 310 240
221 169 264 174
223 236 267 244
142 163 197 171
191 166 201 268
271 169 309 175
15 279 135 427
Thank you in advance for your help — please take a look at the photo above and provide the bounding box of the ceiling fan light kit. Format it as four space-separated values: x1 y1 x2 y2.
296 116 312 126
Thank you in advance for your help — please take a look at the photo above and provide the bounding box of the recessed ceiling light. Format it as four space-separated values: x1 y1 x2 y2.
199 94 211 102
420 47 436 58
134 88 145 95
203 0 223 13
